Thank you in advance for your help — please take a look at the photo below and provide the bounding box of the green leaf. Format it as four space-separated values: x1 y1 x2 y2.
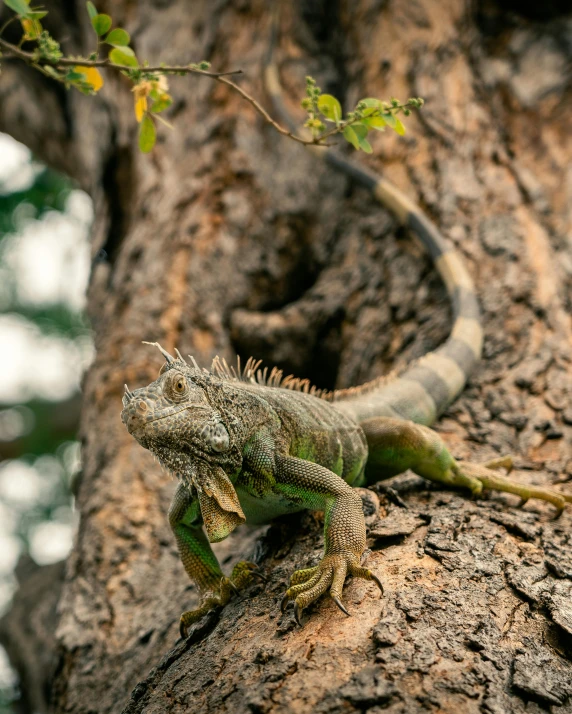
65 69 86 81
139 115 156 153
91 13 111 35
359 137 373 153
352 123 371 152
343 123 372 152
343 125 360 150
382 113 396 128
361 116 386 131
393 118 406 136
27 10 48 19
317 94 342 123
109 47 138 67
4 0 31 16
86 1 97 19
360 98 383 110
111 44 134 56
150 95 172 113
359 98 386 119
382 113 405 135
105 27 130 46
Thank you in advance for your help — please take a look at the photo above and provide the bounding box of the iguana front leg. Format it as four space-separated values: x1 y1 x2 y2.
274 455 383 624
362 417 571 516
168 482 259 637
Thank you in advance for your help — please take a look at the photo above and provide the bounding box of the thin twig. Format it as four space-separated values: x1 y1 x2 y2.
216 76 325 147
0 37 29 60
0 36 324 147
0 38 242 78
0 16 17 37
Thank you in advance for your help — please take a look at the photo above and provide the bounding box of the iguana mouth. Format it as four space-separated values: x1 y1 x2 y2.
147 407 186 422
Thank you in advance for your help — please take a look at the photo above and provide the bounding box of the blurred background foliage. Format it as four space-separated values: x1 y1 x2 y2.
0 134 93 712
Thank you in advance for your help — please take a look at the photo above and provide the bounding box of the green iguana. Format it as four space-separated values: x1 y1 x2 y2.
121 37 572 638
121 260 571 638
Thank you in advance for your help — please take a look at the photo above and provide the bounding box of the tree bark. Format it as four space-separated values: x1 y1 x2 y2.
2 1 572 712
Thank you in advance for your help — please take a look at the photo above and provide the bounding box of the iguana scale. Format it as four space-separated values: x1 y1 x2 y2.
121 33 571 636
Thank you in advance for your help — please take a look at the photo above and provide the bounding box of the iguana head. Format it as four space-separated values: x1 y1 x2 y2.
121 343 240 472
121 343 247 540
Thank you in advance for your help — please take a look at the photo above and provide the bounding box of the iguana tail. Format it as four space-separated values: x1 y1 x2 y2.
263 18 482 427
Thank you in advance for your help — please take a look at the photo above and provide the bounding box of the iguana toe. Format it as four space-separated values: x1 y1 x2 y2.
289 565 319 586
456 459 571 518
282 553 382 624
483 455 514 474
349 565 384 597
229 560 265 588
179 562 266 637
179 586 230 638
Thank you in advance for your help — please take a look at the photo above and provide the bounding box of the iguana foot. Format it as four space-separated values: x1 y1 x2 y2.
280 553 383 626
454 459 572 518
180 560 264 637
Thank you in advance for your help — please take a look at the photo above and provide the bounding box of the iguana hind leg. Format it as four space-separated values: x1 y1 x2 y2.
169 482 261 637
361 417 571 516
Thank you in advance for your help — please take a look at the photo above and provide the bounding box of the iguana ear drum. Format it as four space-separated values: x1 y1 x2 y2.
201 421 230 453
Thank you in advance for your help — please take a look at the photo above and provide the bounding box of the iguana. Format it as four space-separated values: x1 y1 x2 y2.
121 285 571 638
121 36 571 638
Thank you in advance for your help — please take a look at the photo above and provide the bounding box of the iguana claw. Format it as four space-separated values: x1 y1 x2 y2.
281 553 383 625
370 572 384 597
331 595 350 616
294 602 304 627
179 560 265 638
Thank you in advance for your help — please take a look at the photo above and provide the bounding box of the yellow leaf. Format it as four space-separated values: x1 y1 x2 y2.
135 95 147 123
75 66 104 92
21 18 41 40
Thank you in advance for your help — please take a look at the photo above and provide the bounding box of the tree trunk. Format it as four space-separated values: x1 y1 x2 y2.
2 1 572 712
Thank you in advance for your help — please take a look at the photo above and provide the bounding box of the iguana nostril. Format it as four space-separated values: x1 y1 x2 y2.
122 402 148 433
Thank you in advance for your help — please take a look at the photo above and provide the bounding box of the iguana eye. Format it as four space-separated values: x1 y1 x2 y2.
172 374 187 394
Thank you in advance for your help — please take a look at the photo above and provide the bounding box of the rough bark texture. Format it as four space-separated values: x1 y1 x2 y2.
1 0 572 712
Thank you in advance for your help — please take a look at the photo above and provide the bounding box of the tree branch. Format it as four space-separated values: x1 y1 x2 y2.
0 37 325 147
